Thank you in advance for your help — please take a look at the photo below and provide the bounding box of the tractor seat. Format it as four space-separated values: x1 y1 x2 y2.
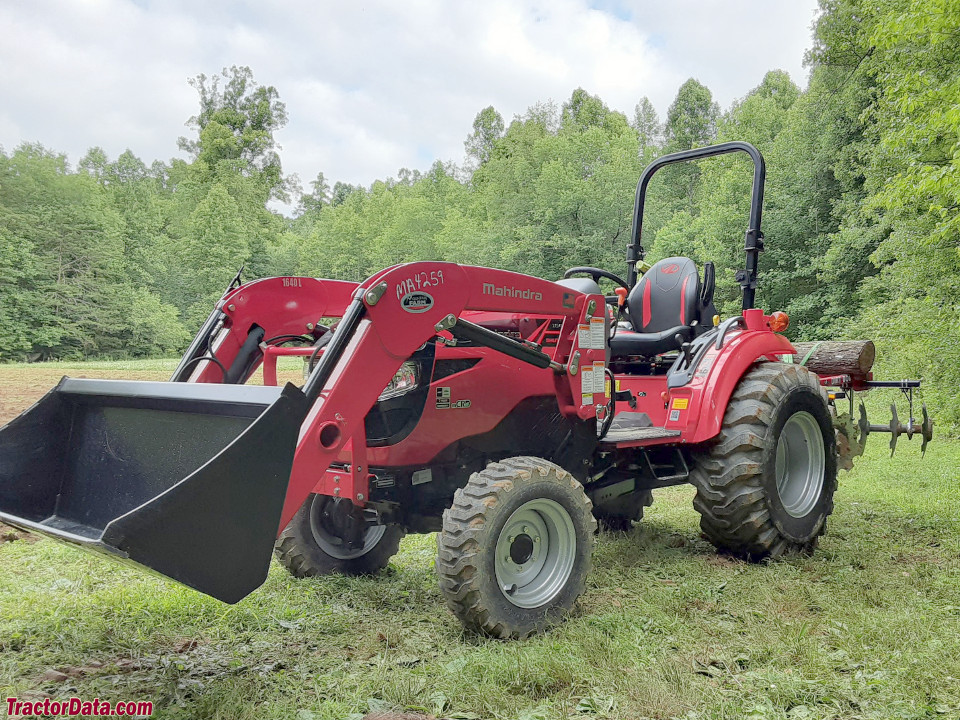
610 257 715 358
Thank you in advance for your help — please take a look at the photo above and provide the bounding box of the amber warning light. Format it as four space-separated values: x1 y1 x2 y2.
768 311 790 332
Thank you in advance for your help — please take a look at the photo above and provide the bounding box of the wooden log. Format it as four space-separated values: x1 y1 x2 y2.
791 340 876 378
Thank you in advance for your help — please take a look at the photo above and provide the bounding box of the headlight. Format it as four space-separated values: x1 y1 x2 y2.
379 361 419 401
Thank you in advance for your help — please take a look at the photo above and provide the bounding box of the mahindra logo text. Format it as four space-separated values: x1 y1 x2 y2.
482 283 543 301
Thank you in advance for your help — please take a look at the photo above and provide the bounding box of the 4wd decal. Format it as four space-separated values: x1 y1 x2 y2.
436 387 471 409
400 291 434 313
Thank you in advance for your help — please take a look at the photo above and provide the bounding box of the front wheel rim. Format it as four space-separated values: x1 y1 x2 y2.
309 497 386 560
495 498 577 609
775 411 826 518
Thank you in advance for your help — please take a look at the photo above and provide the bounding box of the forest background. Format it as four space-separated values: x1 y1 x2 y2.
1 0 957 426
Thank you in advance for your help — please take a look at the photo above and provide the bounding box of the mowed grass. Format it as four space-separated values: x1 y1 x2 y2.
0 363 958 719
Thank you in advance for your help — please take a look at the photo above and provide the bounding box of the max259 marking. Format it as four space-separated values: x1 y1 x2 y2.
396 270 445 300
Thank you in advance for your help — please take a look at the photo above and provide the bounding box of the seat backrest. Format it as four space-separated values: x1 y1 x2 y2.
626 257 700 333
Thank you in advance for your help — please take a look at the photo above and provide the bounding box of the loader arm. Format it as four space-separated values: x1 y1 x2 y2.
173 277 359 385
0 262 605 604
279 261 603 529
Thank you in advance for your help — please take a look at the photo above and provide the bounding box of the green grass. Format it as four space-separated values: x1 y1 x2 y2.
1 356 308 373
1 440 958 719
1 358 182 372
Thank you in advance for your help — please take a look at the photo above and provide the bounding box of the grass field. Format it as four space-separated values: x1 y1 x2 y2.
0 361 958 720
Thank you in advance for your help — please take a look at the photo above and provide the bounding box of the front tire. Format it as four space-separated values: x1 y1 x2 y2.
691 363 837 560
275 494 405 577
436 457 597 639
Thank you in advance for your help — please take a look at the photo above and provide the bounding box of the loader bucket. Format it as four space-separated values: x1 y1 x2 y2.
0 378 309 603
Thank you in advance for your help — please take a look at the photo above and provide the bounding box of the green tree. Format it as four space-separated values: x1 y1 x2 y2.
180 183 249 326
665 78 719 152
633 96 663 156
178 65 289 202
0 144 130 357
465 106 505 166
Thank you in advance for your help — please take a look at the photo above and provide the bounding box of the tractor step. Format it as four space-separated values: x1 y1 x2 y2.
602 413 680 444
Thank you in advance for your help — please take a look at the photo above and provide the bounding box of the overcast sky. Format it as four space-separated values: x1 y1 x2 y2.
0 0 820 196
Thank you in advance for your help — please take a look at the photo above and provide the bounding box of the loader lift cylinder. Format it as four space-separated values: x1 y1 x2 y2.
302 297 366 403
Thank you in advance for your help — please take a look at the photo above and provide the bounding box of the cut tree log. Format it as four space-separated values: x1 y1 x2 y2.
791 340 876 378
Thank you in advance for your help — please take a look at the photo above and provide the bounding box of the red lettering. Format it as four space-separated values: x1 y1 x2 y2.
2 695 153 717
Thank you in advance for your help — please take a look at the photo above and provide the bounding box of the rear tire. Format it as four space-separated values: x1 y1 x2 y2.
691 363 837 560
436 457 596 639
275 494 404 577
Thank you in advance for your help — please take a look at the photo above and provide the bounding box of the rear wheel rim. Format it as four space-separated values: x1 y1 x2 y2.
495 498 576 609
775 411 825 518
309 496 386 560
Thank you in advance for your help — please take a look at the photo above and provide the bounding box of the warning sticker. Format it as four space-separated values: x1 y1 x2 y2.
590 317 605 348
578 324 591 348
580 367 594 397
412 469 432 485
592 362 606 394
671 397 689 410
582 394 594 406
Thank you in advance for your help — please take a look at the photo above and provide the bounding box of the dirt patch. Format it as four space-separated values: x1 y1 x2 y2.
0 366 169 425
705 554 743 568
0 364 301 426
1 522 38 543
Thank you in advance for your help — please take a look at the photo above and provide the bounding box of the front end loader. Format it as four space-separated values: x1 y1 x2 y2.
0 142 932 638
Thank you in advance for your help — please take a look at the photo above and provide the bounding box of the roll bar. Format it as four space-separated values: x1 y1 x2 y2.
626 141 766 310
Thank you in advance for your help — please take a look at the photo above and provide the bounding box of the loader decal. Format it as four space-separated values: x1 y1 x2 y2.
482 282 543 301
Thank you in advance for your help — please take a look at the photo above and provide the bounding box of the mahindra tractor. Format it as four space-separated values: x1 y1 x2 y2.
0 142 932 638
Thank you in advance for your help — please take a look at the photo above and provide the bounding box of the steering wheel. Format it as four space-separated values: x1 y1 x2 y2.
563 267 630 291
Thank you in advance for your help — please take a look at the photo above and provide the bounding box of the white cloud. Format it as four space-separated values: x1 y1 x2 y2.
0 0 818 198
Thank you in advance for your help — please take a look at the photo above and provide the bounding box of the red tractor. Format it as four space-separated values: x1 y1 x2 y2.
0 142 932 638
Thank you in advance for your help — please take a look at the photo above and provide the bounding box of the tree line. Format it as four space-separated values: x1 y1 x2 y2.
0 0 956 425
